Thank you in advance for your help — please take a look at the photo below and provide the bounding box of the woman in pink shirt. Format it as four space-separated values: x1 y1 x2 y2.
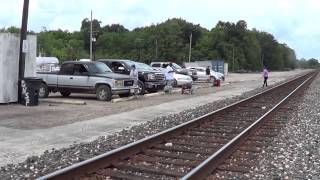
262 67 269 87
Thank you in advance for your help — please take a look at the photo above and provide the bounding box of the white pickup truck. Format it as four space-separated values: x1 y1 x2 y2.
37 61 138 101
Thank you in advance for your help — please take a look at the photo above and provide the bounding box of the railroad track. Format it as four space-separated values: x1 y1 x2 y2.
38 72 316 180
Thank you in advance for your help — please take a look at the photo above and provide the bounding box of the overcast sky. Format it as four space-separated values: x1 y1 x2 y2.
1 0 319 59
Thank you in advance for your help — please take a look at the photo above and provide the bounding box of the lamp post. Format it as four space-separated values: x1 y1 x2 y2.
155 38 158 60
232 46 235 72
92 37 96 61
188 33 192 62
90 10 93 61
135 38 143 61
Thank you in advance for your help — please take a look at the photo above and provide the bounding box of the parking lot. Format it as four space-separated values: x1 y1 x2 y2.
0 70 310 167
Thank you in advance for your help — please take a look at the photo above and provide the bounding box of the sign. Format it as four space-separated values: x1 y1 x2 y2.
22 40 29 53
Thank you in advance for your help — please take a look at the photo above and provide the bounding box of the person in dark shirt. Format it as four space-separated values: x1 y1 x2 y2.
206 66 211 81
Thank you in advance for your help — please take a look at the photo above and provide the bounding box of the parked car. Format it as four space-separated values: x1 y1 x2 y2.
186 67 225 81
213 71 225 81
150 62 198 81
37 61 138 101
98 59 166 95
152 67 193 87
172 73 193 87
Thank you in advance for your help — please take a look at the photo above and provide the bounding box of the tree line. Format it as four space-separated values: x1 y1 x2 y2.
1 18 319 71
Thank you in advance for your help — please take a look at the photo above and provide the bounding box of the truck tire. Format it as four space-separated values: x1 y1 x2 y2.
137 81 145 95
96 85 112 101
60 91 71 97
39 83 49 98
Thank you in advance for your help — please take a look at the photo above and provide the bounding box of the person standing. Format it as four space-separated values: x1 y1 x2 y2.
262 67 269 87
130 64 139 95
164 63 175 93
130 64 139 80
206 66 211 81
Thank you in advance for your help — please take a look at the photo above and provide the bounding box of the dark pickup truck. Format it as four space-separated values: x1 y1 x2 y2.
37 61 138 101
98 59 166 95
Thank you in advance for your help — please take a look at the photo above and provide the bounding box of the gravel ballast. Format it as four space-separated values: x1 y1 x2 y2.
0 73 318 179
248 74 320 179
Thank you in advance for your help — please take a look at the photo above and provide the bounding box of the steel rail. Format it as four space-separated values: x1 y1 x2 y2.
37 72 313 180
181 73 314 180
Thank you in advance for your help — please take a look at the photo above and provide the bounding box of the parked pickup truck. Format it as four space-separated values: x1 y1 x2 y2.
37 61 138 101
98 59 166 95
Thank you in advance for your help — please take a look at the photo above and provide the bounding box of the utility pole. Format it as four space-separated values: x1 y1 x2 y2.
261 53 264 67
90 10 93 61
155 39 158 60
18 0 29 103
232 46 235 72
188 33 192 62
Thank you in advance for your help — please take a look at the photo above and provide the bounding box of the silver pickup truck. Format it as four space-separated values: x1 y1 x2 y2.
37 61 138 101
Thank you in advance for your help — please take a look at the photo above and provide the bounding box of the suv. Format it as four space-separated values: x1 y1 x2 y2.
98 59 166 95
150 62 198 81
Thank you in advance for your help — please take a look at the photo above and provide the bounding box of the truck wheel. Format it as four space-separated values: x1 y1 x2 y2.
39 83 49 98
137 81 145 95
96 85 112 101
60 91 71 97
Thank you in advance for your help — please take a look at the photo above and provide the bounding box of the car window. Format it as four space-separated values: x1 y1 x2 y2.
60 63 74 75
73 64 88 75
151 63 160 67
88 62 112 73
111 62 127 73
172 63 182 69
135 63 154 71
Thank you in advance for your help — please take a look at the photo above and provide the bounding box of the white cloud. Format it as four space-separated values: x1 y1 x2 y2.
1 0 319 59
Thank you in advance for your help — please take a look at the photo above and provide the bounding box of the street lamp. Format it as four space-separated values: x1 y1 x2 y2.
232 46 235 72
90 10 93 61
188 33 192 62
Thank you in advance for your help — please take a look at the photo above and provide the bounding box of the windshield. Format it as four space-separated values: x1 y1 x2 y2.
172 63 182 69
125 60 154 71
88 62 112 73
135 62 154 71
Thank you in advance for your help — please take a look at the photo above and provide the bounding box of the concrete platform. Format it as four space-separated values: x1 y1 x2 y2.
0 70 310 167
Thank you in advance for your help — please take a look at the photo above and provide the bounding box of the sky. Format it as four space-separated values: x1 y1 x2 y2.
1 0 319 59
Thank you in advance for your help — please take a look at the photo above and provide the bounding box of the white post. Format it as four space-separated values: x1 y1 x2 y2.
232 46 235 72
90 10 93 61
188 33 192 62
155 39 158 60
